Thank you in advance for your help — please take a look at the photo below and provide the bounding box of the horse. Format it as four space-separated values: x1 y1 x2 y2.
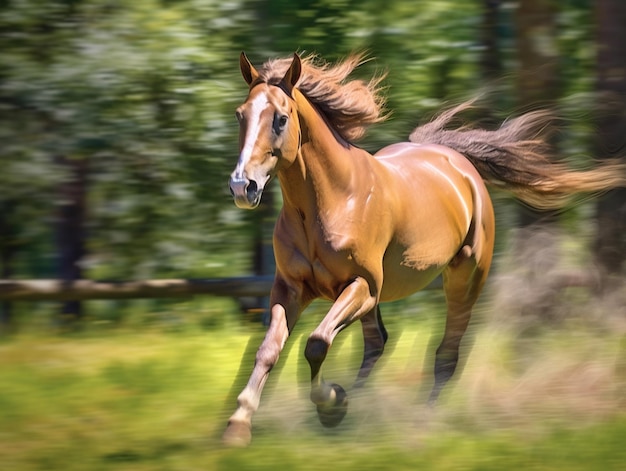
223 52 626 446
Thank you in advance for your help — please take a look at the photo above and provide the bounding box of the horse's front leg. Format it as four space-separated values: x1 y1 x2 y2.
304 276 378 427
222 279 306 447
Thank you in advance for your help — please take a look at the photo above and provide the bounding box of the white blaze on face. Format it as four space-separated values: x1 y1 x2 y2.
233 92 270 181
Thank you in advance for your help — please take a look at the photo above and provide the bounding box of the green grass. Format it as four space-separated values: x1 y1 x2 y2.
0 297 625 470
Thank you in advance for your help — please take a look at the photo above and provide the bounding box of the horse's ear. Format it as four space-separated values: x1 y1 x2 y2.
280 53 302 97
240 51 259 85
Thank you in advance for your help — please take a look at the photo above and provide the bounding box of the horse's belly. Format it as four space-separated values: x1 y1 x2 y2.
380 266 441 301
379 245 444 301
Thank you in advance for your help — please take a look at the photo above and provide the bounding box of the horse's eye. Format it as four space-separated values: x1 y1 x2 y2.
273 114 288 134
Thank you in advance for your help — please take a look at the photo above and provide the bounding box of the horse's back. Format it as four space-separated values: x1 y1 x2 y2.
375 142 482 179
374 142 489 207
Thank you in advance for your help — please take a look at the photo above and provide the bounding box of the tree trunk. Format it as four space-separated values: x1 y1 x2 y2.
478 0 508 129
515 0 560 107
593 0 626 277
245 188 276 324
0 200 15 329
55 156 88 322
480 0 502 84
514 0 560 226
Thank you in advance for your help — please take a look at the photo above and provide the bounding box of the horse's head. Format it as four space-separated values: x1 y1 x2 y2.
229 52 302 209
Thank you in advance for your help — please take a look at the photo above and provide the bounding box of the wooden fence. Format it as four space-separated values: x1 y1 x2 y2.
0 276 446 302
0 276 275 301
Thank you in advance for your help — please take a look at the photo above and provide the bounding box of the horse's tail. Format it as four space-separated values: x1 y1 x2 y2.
408 100 626 209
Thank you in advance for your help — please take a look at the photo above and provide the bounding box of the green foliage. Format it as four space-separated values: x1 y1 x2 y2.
0 0 601 284
1 0 253 279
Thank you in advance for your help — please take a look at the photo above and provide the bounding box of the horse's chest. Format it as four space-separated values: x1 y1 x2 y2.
307 257 342 299
275 211 374 300
305 234 359 297
303 231 365 299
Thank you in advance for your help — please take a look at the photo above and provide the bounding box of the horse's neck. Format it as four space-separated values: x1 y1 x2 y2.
278 90 358 214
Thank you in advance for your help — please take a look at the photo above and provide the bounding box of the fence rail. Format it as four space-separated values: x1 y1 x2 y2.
0 275 450 302
0 276 275 301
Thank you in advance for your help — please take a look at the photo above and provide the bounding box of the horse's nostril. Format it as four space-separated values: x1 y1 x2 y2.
247 180 258 201
229 185 235 196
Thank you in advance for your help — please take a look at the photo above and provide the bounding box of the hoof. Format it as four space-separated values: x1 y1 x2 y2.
222 420 252 447
316 383 348 428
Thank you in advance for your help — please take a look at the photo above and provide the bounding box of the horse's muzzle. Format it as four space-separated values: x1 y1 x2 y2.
229 177 262 209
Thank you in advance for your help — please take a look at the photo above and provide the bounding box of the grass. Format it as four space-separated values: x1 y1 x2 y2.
0 290 625 470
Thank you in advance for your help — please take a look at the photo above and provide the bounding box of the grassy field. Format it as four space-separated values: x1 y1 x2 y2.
0 288 625 470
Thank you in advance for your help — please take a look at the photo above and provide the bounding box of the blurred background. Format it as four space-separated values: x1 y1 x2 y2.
0 0 624 325
0 1 625 469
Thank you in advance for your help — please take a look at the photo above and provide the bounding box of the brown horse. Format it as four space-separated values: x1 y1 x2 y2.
223 52 626 446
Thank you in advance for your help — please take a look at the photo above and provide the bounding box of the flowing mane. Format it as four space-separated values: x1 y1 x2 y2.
256 53 386 141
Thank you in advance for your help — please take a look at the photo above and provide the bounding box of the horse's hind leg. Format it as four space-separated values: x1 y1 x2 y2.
353 305 388 389
429 250 491 404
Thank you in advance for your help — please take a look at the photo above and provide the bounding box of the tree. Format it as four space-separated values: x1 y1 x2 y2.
0 0 255 321
514 0 561 226
480 0 503 84
593 0 626 277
